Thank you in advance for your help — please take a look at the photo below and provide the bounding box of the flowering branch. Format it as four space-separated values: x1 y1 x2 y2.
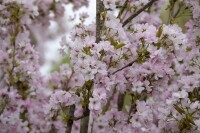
80 81 93 133
111 1 158 75
122 0 158 27
79 1 105 133
111 59 137 75
1 0 200 132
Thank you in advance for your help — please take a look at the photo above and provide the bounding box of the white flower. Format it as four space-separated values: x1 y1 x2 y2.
131 118 141 128
190 101 199 109
132 81 145 94
172 90 188 99
194 119 200 131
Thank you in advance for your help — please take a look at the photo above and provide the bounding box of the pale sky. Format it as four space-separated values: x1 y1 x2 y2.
40 0 96 75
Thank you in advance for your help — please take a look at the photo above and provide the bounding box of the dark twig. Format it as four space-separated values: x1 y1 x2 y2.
0 72 5 85
112 1 158 74
122 0 158 27
117 0 129 19
112 59 137 75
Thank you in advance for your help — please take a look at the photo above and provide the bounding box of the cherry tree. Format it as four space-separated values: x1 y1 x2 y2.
0 0 200 133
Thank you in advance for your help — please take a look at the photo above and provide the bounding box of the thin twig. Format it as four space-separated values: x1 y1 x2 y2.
111 59 137 75
117 0 129 19
122 0 158 27
0 72 5 85
65 70 74 91
112 1 158 74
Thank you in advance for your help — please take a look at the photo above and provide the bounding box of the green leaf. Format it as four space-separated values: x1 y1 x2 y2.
186 47 192 52
13 61 19 67
82 46 92 56
173 104 185 115
116 43 126 49
109 37 118 47
60 113 69 123
99 49 105 60
156 25 163 37
144 50 150 59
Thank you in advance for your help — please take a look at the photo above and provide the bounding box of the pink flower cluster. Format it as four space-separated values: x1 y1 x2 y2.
0 0 199 133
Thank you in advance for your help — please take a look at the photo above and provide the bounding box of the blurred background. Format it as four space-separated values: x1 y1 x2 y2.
40 0 95 75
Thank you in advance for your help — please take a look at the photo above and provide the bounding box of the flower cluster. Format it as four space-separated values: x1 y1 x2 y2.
0 0 88 132
0 0 200 133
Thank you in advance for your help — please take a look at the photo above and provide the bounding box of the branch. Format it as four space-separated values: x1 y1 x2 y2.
73 113 89 121
96 0 104 43
79 1 105 132
0 72 5 86
66 105 75 133
80 81 93 133
117 0 129 19
122 0 158 27
117 92 125 111
111 59 137 75
80 107 90 133
112 1 159 75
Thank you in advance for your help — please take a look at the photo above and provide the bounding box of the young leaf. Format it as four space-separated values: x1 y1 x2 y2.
157 25 163 37
109 37 118 47
116 43 126 49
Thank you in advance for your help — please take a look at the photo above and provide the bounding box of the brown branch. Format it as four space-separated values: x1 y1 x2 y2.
111 59 137 75
112 1 158 74
73 113 89 121
122 0 158 27
117 92 125 111
66 105 75 133
65 70 74 91
80 81 93 133
117 0 129 19
0 72 5 86
96 0 104 43
80 106 90 133
79 1 105 133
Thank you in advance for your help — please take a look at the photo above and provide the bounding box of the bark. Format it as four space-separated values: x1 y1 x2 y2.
66 104 75 133
96 0 104 43
117 92 125 111
80 1 104 133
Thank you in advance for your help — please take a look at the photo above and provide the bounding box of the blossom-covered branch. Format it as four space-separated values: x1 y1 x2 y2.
1 0 200 133
122 0 158 27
